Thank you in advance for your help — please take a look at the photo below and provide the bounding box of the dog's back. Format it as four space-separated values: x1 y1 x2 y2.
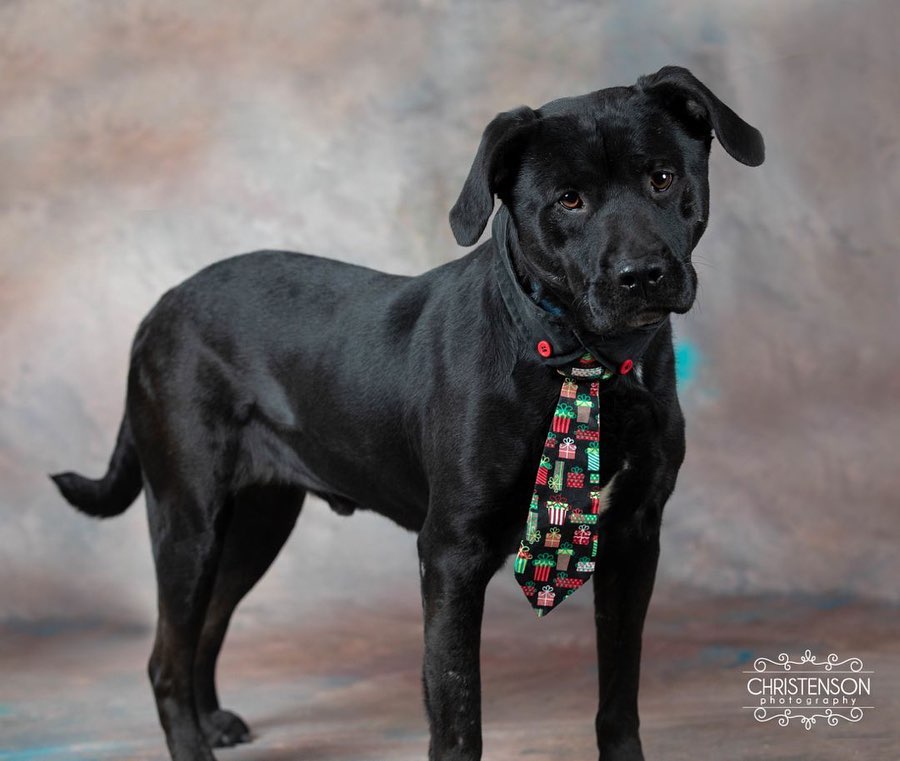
53 245 513 529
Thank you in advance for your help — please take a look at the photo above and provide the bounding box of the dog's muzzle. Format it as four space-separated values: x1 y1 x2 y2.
583 250 696 332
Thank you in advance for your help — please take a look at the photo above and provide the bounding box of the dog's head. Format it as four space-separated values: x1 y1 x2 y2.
450 66 764 336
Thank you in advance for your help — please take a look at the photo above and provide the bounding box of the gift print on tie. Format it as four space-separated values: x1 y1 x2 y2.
552 403 575 433
515 541 532 574
546 499 568 525
532 554 555 582
556 543 574 571
535 455 551 486
576 394 592 423
573 525 592 545
549 461 565 493
568 508 598 525
514 354 611 617
537 586 556 608
554 571 583 589
525 494 540 542
586 441 600 471
575 423 597 441
566 466 585 488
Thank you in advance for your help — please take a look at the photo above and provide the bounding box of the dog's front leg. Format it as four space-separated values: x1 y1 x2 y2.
417 516 506 761
592 524 660 761
593 430 682 761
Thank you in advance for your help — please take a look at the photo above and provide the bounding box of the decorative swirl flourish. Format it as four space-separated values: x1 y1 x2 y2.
753 707 864 730
752 649 864 672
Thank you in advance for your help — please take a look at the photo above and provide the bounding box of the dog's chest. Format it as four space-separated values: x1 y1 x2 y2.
461 376 636 523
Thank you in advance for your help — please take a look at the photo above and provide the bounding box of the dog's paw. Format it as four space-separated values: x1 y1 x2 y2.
599 736 644 761
201 708 251 748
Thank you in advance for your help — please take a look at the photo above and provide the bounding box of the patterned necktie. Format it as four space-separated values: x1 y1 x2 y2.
514 353 613 616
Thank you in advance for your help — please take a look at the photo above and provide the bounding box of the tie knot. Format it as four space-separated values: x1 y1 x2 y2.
558 352 615 380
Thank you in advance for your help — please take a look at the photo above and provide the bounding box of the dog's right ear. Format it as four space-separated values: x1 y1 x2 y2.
449 106 538 246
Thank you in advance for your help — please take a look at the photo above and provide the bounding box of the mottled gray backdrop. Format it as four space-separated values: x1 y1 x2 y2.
1 0 898 625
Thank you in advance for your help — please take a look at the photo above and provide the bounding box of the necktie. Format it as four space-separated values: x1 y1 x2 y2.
514 353 612 616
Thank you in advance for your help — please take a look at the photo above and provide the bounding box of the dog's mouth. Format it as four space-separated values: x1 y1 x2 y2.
577 305 672 338
578 296 675 337
625 310 669 329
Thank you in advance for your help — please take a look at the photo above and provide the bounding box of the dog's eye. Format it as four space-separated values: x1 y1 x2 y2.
649 171 675 192
558 191 584 210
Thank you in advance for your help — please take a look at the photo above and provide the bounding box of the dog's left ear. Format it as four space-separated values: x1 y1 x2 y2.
638 66 765 167
449 105 538 246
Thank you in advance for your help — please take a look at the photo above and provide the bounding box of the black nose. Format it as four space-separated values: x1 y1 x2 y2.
616 257 666 292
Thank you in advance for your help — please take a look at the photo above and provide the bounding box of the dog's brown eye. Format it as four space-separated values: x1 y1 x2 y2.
559 191 584 210
649 171 674 192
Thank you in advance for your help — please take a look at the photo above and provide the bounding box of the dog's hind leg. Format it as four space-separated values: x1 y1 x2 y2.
145 480 228 761
193 483 304 747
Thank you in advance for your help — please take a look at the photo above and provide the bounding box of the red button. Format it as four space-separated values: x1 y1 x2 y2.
536 340 552 358
619 358 634 375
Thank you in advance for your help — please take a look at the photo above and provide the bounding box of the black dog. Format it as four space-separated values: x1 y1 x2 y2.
53 66 763 761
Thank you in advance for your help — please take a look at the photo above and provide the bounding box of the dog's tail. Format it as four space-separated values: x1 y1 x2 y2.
50 414 143 518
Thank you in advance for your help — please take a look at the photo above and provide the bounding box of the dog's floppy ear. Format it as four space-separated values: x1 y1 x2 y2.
638 66 765 167
449 105 538 246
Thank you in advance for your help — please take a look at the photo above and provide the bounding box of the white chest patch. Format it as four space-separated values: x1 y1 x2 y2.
594 468 623 514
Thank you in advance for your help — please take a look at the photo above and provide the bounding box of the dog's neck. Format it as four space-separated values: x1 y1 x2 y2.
490 205 666 376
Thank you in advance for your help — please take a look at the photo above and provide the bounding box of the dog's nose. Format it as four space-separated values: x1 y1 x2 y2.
616 258 666 292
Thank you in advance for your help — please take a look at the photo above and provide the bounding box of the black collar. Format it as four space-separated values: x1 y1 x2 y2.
491 205 667 376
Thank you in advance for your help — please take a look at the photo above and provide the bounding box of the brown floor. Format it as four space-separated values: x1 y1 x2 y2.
2 588 898 761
